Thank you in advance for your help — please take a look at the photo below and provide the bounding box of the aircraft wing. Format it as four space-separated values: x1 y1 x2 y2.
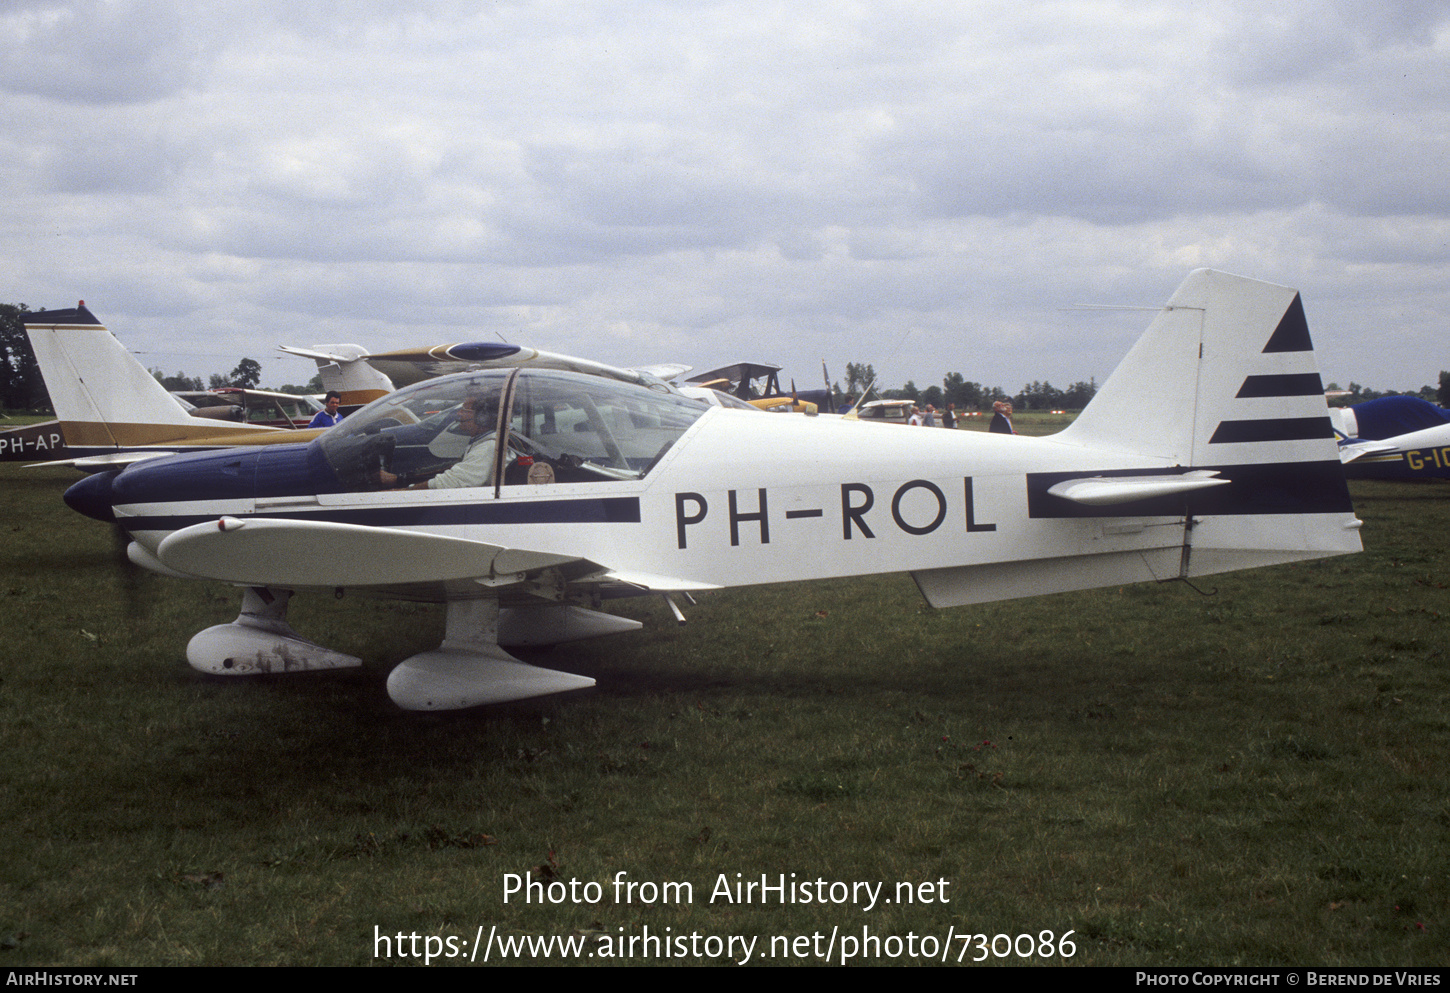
281 341 687 399
153 516 716 597
633 363 692 382
596 570 721 592
156 517 509 587
686 361 782 384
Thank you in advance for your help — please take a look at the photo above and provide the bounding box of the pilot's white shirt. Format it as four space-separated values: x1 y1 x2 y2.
427 434 498 489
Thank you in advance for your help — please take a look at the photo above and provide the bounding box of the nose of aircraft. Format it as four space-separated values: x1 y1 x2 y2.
64 470 119 523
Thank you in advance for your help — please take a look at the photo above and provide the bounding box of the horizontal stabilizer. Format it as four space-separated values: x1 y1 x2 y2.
1047 471 1229 506
32 451 173 471
277 344 371 363
1338 440 1399 464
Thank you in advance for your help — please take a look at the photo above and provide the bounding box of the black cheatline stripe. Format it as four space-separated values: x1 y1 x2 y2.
1209 417 1335 444
1235 373 1324 398
122 496 643 533
1027 460 1353 518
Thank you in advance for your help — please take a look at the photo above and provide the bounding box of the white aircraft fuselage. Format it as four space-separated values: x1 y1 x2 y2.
58 269 1362 709
80 406 1354 608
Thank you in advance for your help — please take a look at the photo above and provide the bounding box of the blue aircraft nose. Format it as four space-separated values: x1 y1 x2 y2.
64 470 119 523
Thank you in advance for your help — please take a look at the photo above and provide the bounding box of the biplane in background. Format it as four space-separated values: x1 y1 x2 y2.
684 361 827 414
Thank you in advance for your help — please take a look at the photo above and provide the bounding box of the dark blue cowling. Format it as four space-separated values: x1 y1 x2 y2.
114 447 266 506
64 441 347 524
64 470 119 523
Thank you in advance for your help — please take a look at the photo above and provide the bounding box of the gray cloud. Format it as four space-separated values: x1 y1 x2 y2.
0 0 203 104
4 0 1448 395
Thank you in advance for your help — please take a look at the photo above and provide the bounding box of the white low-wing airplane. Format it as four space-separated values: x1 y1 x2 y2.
60 270 1362 710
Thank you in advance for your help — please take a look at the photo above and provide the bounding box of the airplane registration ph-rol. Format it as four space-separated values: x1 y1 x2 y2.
60 270 1362 711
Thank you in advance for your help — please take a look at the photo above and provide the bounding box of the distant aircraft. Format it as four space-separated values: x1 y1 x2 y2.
0 388 324 464
0 419 68 462
854 399 915 423
685 362 826 413
61 270 1361 711
22 305 326 469
173 388 325 430
1331 395 1450 480
25 307 717 470
279 341 688 411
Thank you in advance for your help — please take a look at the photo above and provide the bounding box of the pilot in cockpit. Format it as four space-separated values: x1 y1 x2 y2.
377 393 506 489
320 367 709 494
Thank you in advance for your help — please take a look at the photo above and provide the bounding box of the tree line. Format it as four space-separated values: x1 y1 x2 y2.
842 357 1450 413
843 361 1097 411
152 358 265 392
1324 377 1450 408
3 302 1447 413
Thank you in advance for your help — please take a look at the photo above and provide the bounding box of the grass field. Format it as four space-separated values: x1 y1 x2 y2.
1 461 1446 966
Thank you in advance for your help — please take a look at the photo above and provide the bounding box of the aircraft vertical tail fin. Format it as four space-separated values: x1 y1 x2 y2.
917 270 1359 609
277 344 395 408
1057 269 1336 466
25 305 275 449
1052 268 1360 577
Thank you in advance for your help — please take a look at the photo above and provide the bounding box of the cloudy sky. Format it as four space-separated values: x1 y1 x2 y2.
4 1 1447 396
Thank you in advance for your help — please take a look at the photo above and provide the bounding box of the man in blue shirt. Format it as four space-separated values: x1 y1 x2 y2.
308 391 343 429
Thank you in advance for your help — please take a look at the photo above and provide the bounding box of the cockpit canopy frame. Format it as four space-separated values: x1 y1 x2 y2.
316 368 708 492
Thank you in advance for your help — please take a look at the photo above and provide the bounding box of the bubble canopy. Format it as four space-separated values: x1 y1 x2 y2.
316 368 709 491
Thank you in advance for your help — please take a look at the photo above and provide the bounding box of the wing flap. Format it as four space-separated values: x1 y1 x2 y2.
598 569 722 592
